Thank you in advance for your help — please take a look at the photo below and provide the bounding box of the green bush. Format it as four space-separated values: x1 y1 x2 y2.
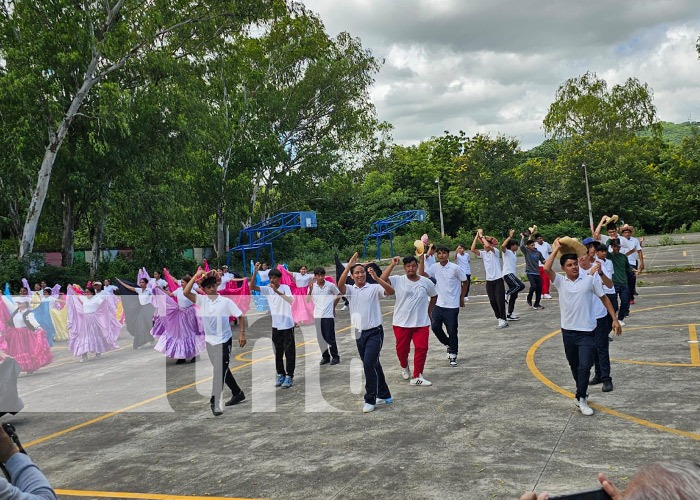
690 221 700 233
658 235 675 246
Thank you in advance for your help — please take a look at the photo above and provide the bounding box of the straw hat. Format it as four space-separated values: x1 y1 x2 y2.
602 214 619 225
556 236 588 259
527 224 538 234
414 240 425 256
421 234 429 245
620 223 634 234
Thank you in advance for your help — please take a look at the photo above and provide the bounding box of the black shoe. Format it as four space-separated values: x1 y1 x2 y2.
589 376 603 385
225 391 246 406
175 359 187 365
330 358 340 365
602 380 614 392
189 356 197 363
319 357 330 366
209 396 223 416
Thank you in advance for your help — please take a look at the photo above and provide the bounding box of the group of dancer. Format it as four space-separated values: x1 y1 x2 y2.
1 214 644 416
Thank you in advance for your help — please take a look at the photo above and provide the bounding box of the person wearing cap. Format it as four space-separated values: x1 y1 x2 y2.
543 238 621 416
619 225 644 303
472 229 508 329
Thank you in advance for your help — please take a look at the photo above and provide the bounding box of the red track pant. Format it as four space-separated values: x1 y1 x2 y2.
392 325 429 378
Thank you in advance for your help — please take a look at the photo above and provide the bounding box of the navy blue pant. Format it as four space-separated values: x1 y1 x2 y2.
627 263 638 298
431 305 459 355
592 316 612 382
610 284 630 321
561 329 596 400
316 317 339 361
356 326 391 404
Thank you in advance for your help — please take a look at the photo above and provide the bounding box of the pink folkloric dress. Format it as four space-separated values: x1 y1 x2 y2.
0 297 53 373
66 288 120 357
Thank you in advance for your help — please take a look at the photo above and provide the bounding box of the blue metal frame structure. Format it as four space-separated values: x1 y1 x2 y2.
363 210 426 260
227 211 317 275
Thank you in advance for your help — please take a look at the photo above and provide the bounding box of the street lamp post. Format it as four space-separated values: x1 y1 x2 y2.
435 178 445 237
583 162 594 233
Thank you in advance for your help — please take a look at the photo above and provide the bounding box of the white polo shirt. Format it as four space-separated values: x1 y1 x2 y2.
622 236 642 265
594 257 615 294
195 294 243 345
259 285 294 330
502 248 517 276
310 281 340 319
480 249 502 281
552 272 605 332
426 262 467 308
345 282 385 331
389 275 437 328
455 252 471 275
590 273 608 320
535 241 552 267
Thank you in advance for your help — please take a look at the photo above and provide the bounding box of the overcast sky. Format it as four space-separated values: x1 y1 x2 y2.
302 0 700 149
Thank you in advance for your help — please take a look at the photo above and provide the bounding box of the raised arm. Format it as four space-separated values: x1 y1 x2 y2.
381 256 401 282
543 238 560 283
249 262 261 292
183 270 204 303
593 215 607 241
367 266 394 296
471 230 481 256
116 278 137 294
418 253 429 278
337 253 357 295
501 229 514 253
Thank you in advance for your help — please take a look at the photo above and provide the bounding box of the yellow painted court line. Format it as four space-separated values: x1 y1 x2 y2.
26 310 393 449
689 324 700 366
610 358 698 368
55 489 265 500
527 329 700 441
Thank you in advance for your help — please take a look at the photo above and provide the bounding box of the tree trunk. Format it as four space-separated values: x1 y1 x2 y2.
216 196 225 260
18 55 101 259
61 194 75 267
90 214 106 279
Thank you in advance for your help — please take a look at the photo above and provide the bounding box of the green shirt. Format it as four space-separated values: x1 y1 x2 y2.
607 251 631 286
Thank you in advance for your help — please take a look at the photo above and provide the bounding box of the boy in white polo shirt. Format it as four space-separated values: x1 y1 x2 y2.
251 263 296 389
338 253 395 413
381 255 438 386
472 229 508 328
543 238 621 416
306 267 341 365
183 270 246 417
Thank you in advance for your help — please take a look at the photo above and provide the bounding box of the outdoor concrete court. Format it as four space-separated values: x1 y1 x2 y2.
5 250 700 499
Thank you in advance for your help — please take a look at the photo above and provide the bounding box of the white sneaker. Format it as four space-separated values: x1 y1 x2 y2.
619 320 626 326
497 319 509 328
410 374 432 386
362 403 375 413
575 397 594 416
543 294 552 299
507 314 520 321
340 304 348 311
464 297 470 301
400 366 410 380
448 354 458 367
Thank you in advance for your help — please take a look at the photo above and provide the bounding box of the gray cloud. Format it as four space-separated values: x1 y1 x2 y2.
304 1 700 148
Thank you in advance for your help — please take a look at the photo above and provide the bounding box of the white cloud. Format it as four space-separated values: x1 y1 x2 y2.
303 0 700 148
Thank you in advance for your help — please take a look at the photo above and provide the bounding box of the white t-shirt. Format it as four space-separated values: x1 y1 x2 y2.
426 262 467 308
173 287 194 309
480 249 502 281
622 236 642 265
259 284 295 330
502 248 517 276
424 254 436 268
345 283 386 331
135 287 151 306
389 275 437 328
293 273 314 288
552 272 604 332
455 252 471 275
535 241 552 267
257 269 270 282
195 294 243 345
594 257 615 294
310 281 340 319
